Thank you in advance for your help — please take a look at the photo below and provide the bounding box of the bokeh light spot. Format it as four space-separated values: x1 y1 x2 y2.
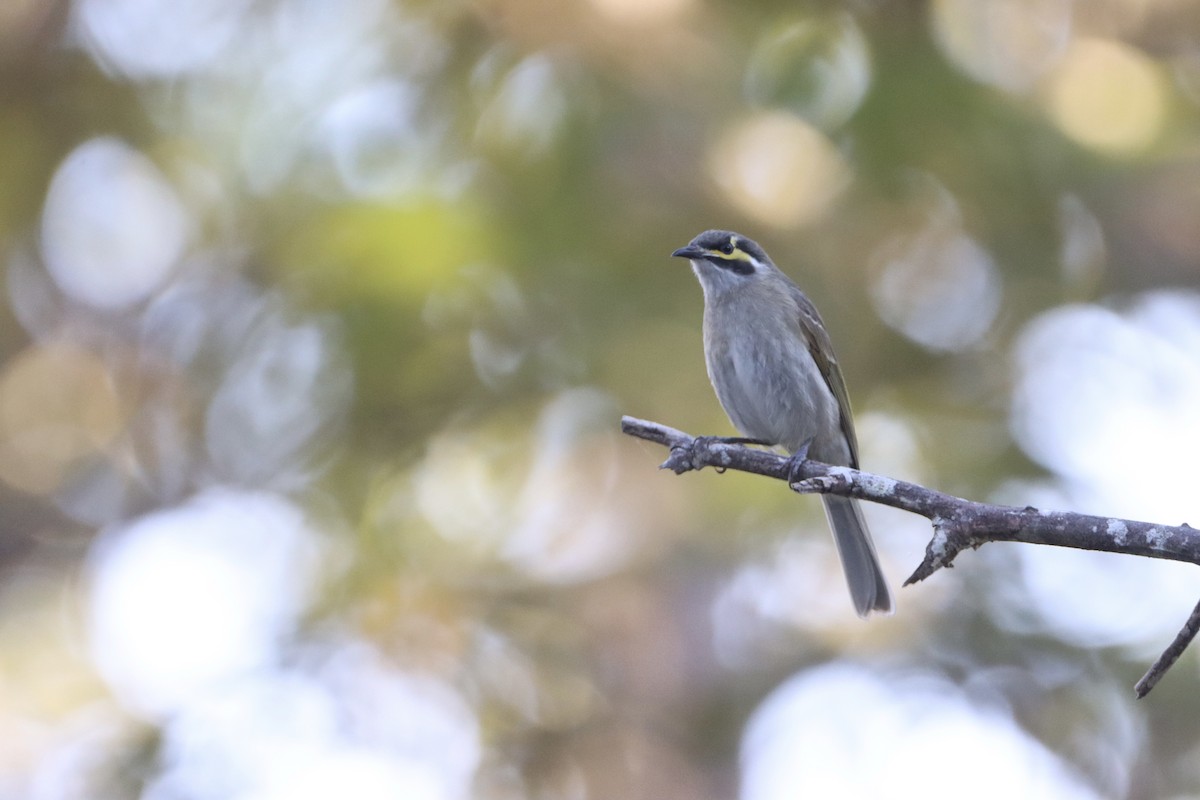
1043 38 1167 155
505 389 635 582
145 652 481 800
1012 292 1200 522
74 0 250 78
586 0 693 26
41 138 190 310
87 490 320 717
744 14 872 130
741 665 1103 800
320 79 428 198
991 522 1199 654
931 0 1072 92
869 197 1001 352
474 54 568 161
413 389 653 584
0 343 122 495
708 112 850 229
415 429 512 547
205 316 350 489
1006 293 1200 652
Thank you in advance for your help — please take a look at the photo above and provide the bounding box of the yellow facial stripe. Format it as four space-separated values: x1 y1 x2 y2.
706 246 753 262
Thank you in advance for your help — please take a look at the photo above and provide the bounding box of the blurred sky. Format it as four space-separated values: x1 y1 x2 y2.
4 0 1200 798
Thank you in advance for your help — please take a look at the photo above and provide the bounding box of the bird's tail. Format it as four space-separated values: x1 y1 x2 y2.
822 495 893 617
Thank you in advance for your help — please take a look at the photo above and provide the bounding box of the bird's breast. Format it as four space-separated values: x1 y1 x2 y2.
702 296 844 460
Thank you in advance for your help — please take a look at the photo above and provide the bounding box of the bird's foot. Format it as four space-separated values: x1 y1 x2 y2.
785 438 814 487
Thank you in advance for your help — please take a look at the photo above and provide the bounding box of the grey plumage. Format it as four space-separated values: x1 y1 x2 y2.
672 229 892 617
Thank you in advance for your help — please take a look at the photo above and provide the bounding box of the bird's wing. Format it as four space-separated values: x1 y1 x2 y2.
788 284 860 468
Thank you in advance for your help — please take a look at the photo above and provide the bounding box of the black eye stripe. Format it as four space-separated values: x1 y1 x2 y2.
706 254 753 275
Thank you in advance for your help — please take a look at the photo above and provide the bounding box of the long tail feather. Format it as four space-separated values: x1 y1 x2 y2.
822 496 893 617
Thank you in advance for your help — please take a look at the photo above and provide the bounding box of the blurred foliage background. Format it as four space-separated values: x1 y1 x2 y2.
4 0 1200 797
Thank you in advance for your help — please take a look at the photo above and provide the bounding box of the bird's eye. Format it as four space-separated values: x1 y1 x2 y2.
719 241 735 255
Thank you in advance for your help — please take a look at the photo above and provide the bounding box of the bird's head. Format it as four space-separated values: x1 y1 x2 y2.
671 230 774 296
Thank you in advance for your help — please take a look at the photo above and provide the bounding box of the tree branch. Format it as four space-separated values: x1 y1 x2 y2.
620 415 1200 698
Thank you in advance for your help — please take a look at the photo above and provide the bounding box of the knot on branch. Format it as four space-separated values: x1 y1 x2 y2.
905 517 973 586
789 474 838 495
661 443 701 474
660 436 734 475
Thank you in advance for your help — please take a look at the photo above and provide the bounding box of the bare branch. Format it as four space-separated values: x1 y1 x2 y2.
620 415 1200 697
1135 598 1200 698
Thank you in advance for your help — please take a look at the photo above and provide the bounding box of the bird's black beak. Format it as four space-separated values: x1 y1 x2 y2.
672 244 705 260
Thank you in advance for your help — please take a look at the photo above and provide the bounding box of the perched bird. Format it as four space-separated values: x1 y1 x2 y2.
671 229 892 617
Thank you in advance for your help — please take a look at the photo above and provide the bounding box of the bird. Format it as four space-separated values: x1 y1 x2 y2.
671 229 892 617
